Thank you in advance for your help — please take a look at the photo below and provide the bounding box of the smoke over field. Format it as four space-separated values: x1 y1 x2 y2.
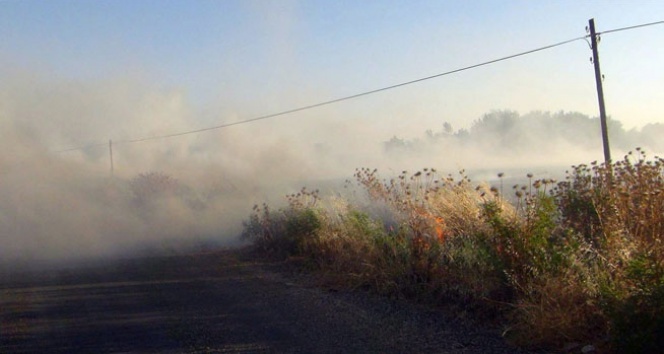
1 71 662 266
0 74 288 264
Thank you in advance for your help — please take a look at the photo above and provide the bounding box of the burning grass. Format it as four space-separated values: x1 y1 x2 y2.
241 150 663 352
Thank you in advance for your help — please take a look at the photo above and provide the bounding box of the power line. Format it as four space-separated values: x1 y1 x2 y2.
55 142 108 153
54 19 664 153
598 19 664 36
110 35 589 146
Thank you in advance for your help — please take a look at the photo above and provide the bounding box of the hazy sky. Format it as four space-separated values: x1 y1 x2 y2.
1 0 663 147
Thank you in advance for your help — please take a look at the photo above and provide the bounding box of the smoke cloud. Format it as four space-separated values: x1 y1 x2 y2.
1 70 660 267
0 72 314 265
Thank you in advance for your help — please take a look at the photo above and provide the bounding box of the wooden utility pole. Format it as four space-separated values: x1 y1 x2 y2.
109 139 114 176
589 18 611 164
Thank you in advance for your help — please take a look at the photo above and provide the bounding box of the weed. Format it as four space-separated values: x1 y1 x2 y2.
241 150 663 352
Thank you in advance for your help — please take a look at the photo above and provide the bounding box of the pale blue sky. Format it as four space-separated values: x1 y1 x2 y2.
2 0 663 141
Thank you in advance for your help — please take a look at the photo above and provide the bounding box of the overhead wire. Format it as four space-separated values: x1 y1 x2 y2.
55 142 108 153
597 19 664 36
112 35 588 145
53 36 591 151
53 19 664 153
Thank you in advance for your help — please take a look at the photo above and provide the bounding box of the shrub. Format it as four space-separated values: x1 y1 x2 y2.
241 203 287 253
604 252 664 353
241 188 323 258
240 150 663 352
130 172 181 206
129 171 205 211
284 207 322 256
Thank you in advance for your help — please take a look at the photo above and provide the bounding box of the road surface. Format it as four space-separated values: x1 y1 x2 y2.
1 249 528 353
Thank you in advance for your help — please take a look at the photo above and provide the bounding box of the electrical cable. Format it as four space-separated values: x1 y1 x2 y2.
598 19 664 36
55 142 108 153
109 36 589 146
53 19 664 153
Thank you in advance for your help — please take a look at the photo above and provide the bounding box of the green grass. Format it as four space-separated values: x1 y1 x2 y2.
241 150 663 352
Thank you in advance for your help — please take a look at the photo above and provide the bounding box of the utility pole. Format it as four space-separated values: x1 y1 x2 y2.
109 139 114 176
589 18 611 164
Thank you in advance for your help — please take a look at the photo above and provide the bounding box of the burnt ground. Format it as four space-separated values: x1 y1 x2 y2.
0 248 533 353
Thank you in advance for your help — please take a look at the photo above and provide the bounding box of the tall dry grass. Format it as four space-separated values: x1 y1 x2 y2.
241 150 663 352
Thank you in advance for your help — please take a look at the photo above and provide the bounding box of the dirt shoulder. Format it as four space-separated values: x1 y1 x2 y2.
1 248 532 353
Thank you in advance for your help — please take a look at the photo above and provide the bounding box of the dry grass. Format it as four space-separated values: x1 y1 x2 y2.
241 150 663 352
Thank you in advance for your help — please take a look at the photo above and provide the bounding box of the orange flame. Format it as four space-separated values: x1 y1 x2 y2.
412 207 446 243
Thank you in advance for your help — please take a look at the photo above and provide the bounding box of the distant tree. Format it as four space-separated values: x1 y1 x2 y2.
129 172 205 211
443 121 453 134
384 136 410 153
130 172 181 206
382 110 661 158
455 128 470 139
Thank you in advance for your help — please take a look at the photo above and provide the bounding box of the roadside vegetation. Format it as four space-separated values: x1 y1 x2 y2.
241 149 663 353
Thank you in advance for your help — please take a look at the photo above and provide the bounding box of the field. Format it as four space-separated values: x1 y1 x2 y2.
241 149 664 353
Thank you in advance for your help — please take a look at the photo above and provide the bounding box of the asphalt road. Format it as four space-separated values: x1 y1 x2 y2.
0 249 528 353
